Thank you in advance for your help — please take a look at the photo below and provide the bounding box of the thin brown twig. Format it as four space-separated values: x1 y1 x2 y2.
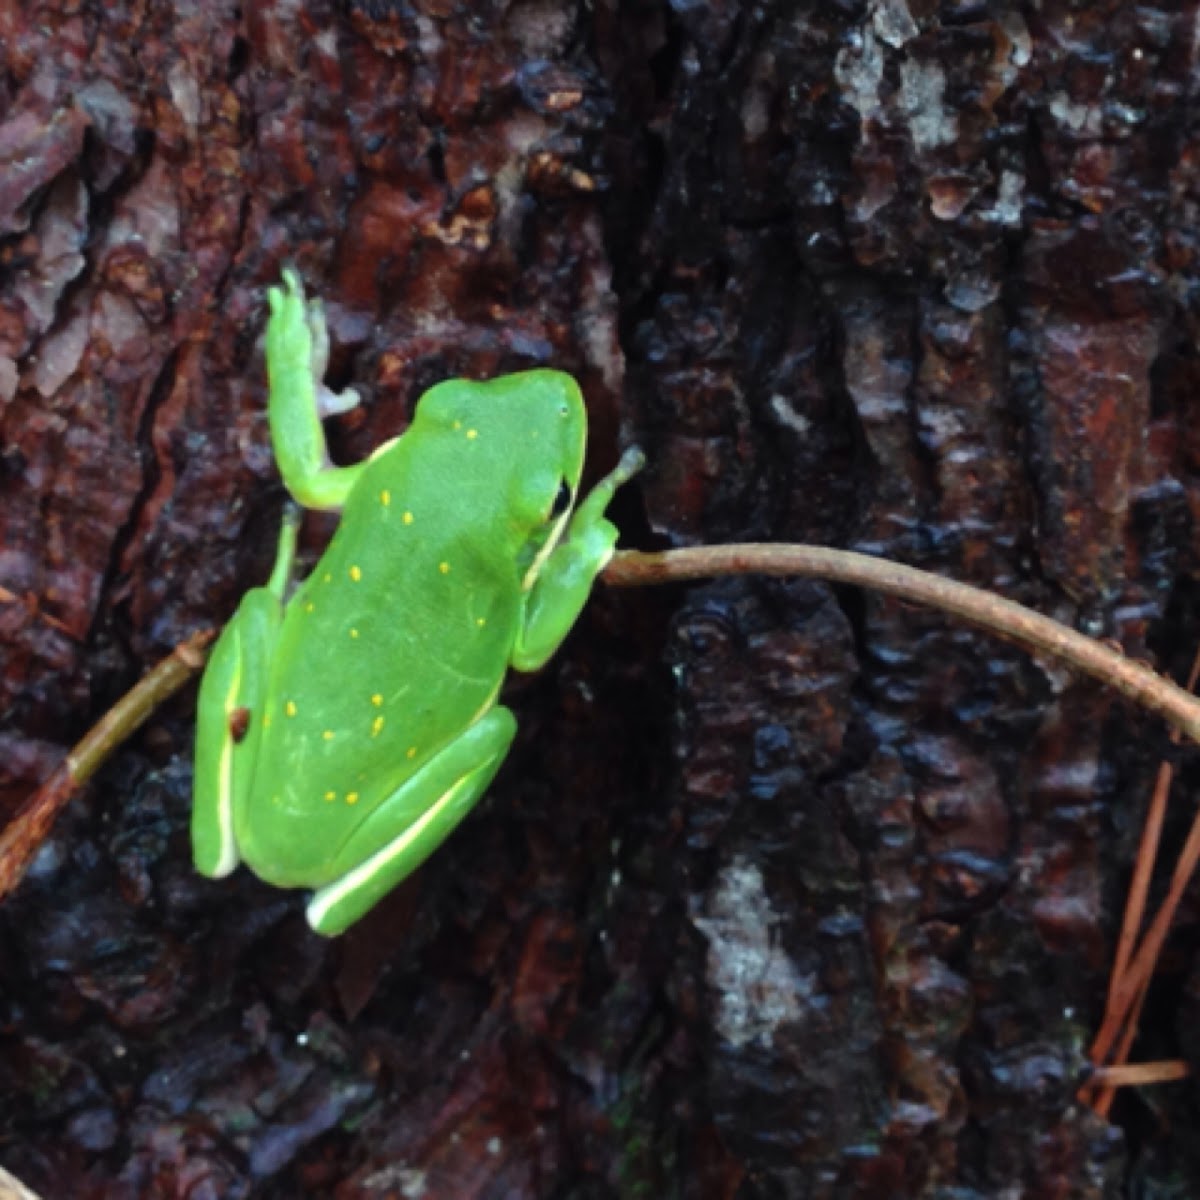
1082 968 1154 1118
1092 986 1152 1119
1086 799 1200 1073
1086 1061 1190 1089
0 629 215 902
606 547 1200 745
1111 763 1176 1010
1082 646 1200 1114
1119 647 1200 978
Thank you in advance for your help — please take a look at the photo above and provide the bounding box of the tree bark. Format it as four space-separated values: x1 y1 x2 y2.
2 1 1198 1196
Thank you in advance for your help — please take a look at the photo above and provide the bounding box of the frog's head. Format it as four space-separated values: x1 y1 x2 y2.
416 369 589 586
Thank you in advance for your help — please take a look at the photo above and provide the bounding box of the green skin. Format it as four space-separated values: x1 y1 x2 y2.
192 270 644 936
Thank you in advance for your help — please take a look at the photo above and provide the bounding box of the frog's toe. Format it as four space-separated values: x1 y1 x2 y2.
318 384 361 418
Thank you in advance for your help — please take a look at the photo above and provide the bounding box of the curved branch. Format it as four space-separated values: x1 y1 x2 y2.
604 545 1200 745
0 629 215 902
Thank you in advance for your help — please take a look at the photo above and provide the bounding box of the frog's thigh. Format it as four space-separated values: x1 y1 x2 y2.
192 593 279 878
193 515 298 878
306 707 518 936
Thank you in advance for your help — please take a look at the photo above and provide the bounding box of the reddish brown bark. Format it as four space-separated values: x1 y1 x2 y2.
3 2 1200 1196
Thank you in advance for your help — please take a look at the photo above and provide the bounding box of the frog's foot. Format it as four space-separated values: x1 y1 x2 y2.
305 295 362 419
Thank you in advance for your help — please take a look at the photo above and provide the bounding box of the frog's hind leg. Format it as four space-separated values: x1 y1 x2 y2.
305 707 518 936
192 510 300 878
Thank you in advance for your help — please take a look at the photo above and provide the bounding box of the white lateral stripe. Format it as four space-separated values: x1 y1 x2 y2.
520 503 572 592
306 774 473 930
209 670 242 878
211 736 239 877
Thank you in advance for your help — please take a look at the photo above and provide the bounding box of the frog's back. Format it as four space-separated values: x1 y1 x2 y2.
244 463 520 878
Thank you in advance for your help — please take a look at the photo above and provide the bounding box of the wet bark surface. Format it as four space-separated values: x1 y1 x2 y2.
3 1 1200 1196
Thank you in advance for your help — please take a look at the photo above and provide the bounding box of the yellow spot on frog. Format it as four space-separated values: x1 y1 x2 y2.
323 572 332 583
350 565 363 582
323 730 335 741
407 746 417 759
264 714 272 728
324 790 336 802
350 628 359 639
466 428 478 440
371 715 385 737
476 617 486 628
305 601 315 613
403 511 414 525
346 792 360 805
453 419 462 430
439 561 450 575
380 488 391 507
371 693 383 707
285 700 297 718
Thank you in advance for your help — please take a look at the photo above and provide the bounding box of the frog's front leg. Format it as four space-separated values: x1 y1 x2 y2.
265 268 370 511
305 707 518 935
512 445 646 671
192 509 301 878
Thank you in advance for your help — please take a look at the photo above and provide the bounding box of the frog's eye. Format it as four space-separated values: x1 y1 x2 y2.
550 480 572 518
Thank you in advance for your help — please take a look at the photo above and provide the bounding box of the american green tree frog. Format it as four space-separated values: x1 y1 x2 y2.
192 270 643 935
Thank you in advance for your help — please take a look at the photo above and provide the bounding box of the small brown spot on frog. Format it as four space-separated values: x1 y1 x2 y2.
229 707 251 742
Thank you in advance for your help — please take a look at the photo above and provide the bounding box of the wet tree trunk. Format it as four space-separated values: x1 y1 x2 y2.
3 2 1199 1196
